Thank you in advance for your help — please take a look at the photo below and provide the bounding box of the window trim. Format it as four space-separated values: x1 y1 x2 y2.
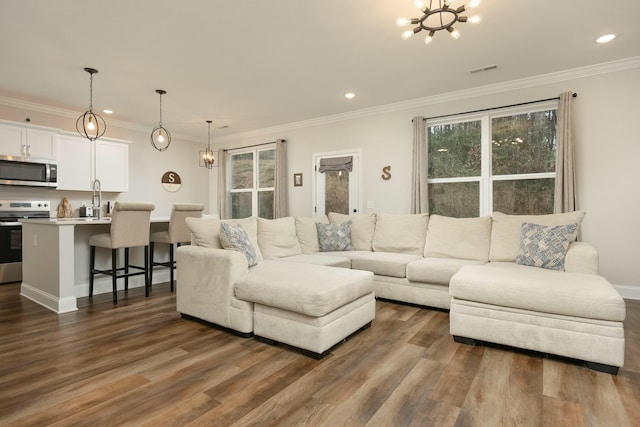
228 144 275 218
426 100 558 216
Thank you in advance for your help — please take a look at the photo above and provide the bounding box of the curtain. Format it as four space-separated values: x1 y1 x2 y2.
410 116 429 214
554 92 577 213
318 156 353 173
217 150 228 219
274 139 288 218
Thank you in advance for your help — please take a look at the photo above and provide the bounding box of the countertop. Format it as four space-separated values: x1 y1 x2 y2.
20 217 170 225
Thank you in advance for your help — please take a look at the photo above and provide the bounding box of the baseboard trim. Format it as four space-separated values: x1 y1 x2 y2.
20 283 78 314
614 285 640 301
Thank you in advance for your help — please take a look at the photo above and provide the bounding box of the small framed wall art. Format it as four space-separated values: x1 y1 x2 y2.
293 173 303 187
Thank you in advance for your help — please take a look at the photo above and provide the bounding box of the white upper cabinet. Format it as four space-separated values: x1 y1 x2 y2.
56 134 93 191
56 134 129 193
0 121 57 159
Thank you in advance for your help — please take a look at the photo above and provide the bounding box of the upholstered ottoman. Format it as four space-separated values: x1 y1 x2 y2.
449 263 626 374
234 260 375 357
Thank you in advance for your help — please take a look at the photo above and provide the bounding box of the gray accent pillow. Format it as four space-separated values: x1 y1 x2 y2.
316 221 354 252
219 223 259 267
516 222 579 271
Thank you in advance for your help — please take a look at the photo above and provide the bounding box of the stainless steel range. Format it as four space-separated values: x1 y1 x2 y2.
0 200 50 284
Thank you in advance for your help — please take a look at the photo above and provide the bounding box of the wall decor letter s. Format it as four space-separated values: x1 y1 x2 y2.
381 165 391 180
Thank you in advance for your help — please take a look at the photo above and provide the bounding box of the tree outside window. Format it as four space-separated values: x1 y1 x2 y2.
229 147 275 219
427 103 557 217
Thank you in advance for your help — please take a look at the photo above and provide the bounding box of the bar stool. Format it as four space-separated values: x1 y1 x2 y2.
89 201 155 304
149 203 204 291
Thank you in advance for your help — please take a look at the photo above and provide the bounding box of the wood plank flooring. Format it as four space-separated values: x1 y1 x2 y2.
1 282 639 426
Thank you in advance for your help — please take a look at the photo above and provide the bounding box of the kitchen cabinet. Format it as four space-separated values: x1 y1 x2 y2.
56 133 129 192
0 120 57 159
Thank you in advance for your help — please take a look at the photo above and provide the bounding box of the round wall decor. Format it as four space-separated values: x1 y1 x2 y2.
161 171 182 192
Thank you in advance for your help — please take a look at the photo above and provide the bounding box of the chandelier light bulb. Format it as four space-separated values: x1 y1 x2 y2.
449 27 461 39
158 131 165 143
468 15 482 24
425 31 435 44
468 0 481 8
397 17 410 26
413 0 425 10
87 117 95 130
401 29 414 40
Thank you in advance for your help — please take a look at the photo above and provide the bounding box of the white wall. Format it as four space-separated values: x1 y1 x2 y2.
212 64 640 290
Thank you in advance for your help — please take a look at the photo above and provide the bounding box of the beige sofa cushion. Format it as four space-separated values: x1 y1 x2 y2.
407 257 485 286
235 260 374 317
490 211 585 262
257 217 302 259
424 215 492 262
351 252 422 278
372 213 429 255
295 216 329 253
185 216 263 260
450 263 626 322
328 212 377 251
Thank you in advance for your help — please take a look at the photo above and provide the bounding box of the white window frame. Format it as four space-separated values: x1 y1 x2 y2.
228 145 275 218
426 100 558 216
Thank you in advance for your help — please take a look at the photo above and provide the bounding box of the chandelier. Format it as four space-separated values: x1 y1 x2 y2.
398 0 481 44
151 89 171 152
202 120 215 169
76 68 106 141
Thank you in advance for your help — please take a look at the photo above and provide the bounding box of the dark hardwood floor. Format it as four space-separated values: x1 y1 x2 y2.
1 281 639 426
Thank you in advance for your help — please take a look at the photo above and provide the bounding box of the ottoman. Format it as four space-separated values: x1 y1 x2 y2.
449 263 626 374
235 260 375 358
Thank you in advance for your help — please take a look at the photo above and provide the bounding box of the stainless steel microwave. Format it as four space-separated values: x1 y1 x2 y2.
0 155 57 188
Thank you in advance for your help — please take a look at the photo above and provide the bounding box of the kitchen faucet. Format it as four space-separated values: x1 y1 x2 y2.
92 179 102 219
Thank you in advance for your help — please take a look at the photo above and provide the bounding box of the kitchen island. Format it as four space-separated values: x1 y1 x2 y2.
20 217 170 313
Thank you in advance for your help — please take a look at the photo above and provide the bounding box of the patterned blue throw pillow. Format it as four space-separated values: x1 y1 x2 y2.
219 223 258 267
516 222 579 271
316 221 354 252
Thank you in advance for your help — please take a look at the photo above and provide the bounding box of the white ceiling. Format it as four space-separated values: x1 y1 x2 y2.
1 0 639 142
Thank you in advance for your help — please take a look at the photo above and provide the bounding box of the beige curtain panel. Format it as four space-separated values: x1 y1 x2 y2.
274 139 288 218
217 150 228 219
554 91 577 213
410 116 429 214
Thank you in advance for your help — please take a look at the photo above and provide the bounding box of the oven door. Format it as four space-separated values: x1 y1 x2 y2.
0 222 22 263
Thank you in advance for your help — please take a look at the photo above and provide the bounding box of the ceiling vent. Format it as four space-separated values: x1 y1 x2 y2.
468 64 498 74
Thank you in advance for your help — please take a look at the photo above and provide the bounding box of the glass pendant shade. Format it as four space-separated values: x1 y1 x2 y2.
76 68 106 141
151 89 171 152
203 120 215 169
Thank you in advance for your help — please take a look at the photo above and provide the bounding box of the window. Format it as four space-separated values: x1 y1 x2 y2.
229 147 275 219
427 102 558 217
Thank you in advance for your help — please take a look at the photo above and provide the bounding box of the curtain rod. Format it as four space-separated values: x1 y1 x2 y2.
421 92 577 122
222 140 285 152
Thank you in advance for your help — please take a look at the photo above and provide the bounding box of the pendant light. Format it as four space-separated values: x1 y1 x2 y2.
150 89 171 151
202 120 215 169
76 67 106 141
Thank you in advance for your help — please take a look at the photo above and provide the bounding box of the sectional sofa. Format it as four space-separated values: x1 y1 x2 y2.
176 211 626 372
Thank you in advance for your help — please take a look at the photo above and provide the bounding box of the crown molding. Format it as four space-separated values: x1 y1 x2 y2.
215 56 640 143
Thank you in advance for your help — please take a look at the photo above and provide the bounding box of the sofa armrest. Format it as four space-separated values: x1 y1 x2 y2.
564 241 599 274
176 246 253 333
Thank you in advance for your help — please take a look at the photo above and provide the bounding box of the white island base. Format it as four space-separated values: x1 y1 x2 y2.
20 217 170 313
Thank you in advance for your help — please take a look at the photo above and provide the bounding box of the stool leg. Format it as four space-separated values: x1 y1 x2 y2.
144 245 149 297
111 248 118 305
89 245 95 298
169 243 175 292
124 247 129 291
149 241 155 288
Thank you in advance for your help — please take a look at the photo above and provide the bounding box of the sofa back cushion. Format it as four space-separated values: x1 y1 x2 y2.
372 213 429 255
257 217 302 259
185 216 263 260
295 215 329 253
490 211 585 262
424 215 492 262
328 212 377 251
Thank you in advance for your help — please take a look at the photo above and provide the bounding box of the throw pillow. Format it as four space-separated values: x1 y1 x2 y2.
316 221 354 252
219 223 259 267
516 222 579 271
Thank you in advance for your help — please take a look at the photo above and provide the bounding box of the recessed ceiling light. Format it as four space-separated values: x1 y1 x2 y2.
102 109 113 115
345 92 355 99
596 34 616 44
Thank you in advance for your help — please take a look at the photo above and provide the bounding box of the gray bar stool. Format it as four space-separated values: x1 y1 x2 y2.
89 201 155 304
149 203 204 291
